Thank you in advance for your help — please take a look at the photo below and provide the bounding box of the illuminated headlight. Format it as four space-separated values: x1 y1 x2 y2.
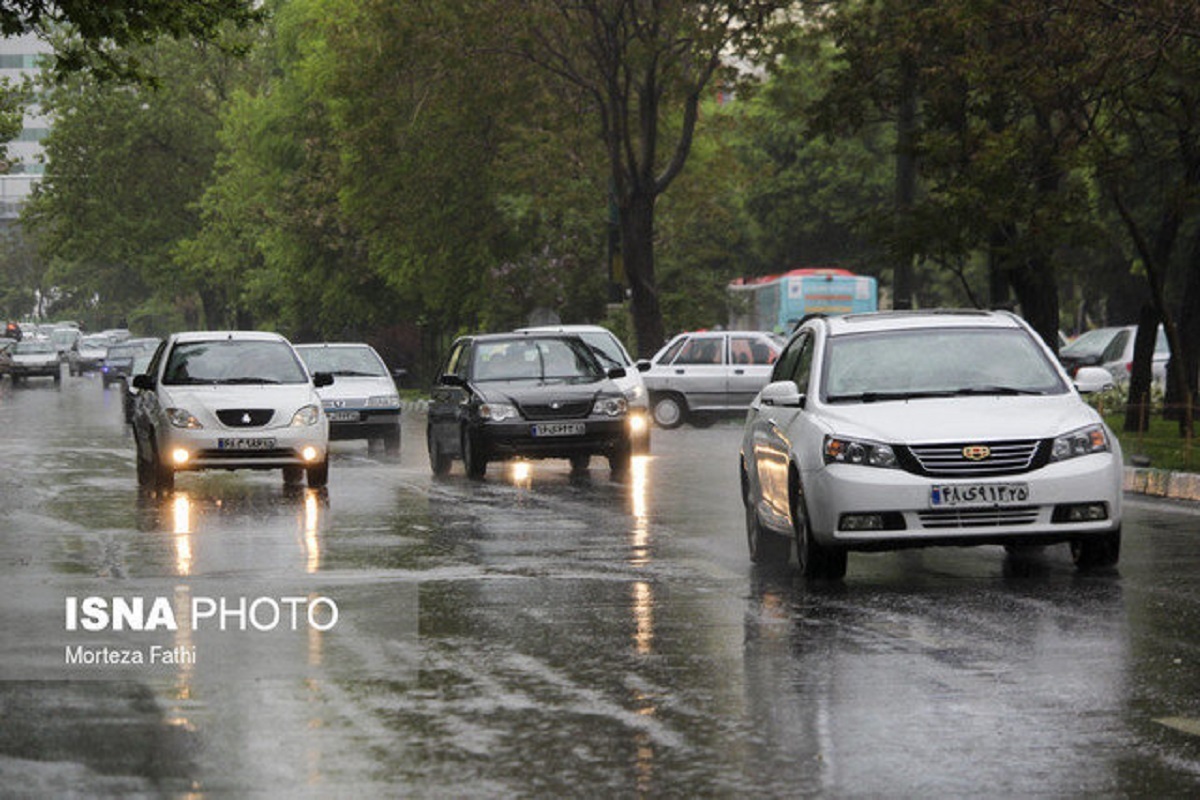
628 412 648 435
290 404 321 427
823 435 898 468
367 394 400 408
479 402 519 422
166 408 203 429
301 446 320 462
1050 424 1110 462
593 396 628 417
172 448 190 465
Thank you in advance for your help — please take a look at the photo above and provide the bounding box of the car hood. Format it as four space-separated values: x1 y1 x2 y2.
473 378 616 405
159 384 321 416
812 393 1102 443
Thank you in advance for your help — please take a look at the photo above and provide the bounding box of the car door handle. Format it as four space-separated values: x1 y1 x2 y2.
734 369 745 375
675 368 685 375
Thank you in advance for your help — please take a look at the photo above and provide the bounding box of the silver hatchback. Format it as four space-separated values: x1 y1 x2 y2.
640 331 783 428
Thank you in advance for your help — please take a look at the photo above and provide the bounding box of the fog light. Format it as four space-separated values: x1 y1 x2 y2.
302 446 319 462
172 448 190 465
629 413 648 435
840 513 884 531
1052 503 1108 523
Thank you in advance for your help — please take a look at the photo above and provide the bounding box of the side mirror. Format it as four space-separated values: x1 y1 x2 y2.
1073 366 1113 394
759 380 805 408
313 372 334 388
607 366 627 380
132 374 155 391
439 373 466 388
636 360 652 373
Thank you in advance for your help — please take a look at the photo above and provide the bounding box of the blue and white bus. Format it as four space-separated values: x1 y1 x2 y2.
728 268 878 333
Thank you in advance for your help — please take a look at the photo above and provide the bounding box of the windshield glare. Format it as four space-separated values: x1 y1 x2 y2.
164 340 308 385
822 328 1067 400
473 338 602 382
298 346 388 377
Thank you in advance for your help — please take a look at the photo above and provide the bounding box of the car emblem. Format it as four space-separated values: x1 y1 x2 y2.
242 413 252 424
332 399 346 408
962 445 991 461
550 401 562 410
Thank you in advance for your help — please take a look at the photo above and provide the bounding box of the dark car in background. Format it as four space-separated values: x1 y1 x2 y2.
427 333 635 478
121 351 155 423
68 334 112 376
100 337 161 388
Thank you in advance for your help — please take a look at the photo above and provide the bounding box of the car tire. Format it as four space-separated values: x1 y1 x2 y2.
570 454 590 472
136 439 154 488
1070 528 1121 569
283 466 304 485
462 428 487 479
382 428 401 457
306 458 329 488
792 477 847 579
608 440 632 474
428 426 451 477
151 438 174 492
745 497 790 565
652 394 687 429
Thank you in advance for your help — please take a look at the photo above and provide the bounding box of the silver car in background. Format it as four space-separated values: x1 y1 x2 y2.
640 330 783 428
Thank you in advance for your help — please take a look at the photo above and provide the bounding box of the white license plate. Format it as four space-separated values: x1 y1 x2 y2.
531 422 585 437
217 437 278 450
930 483 1030 508
327 411 360 422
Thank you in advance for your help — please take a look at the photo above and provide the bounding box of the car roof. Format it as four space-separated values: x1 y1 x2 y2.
294 342 374 350
462 332 584 344
516 324 612 334
170 330 290 344
820 309 1022 337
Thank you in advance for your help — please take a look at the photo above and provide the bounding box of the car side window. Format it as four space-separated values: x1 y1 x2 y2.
771 334 804 383
657 337 687 365
792 335 814 395
731 335 779 366
144 340 169 382
674 336 724 365
444 342 470 379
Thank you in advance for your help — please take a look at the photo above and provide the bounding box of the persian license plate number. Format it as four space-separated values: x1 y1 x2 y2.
930 483 1029 508
217 437 277 450
531 422 585 437
326 411 360 422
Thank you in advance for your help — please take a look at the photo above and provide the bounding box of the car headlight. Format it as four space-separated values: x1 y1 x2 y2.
823 435 898 468
166 408 203 429
290 404 321 427
479 402 519 422
624 384 646 403
1050 424 1110 462
367 393 401 408
593 396 628 417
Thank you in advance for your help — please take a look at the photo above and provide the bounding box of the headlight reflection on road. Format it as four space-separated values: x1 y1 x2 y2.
509 460 533 488
172 492 193 577
302 489 322 574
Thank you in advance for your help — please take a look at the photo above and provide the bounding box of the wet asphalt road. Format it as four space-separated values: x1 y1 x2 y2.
2 374 1200 797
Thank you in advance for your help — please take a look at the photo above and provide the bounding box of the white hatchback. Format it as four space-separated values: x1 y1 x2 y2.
132 331 332 491
740 310 1123 579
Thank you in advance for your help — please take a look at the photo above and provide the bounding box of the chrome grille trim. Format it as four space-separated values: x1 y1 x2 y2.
917 506 1039 529
521 401 592 421
902 440 1043 477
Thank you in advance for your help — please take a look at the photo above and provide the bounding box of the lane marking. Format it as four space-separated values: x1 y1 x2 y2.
1156 717 1200 737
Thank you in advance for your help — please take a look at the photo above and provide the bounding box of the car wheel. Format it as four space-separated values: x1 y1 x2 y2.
306 458 329 488
136 439 154 488
745 497 790 566
150 438 174 492
462 428 488 479
382 428 401 457
53 371 62 386
570 454 590 472
1070 528 1121 569
652 394 687 429
283 466 304 484
428 426 451 476
607 440 632 474
792 477 847 579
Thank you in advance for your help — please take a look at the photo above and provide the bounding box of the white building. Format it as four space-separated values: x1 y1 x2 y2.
0 33 50 221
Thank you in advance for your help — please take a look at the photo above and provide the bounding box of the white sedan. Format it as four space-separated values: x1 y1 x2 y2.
740 310 1123 579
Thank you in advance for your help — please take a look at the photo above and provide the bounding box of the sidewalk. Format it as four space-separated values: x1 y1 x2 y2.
1125 467 1200 502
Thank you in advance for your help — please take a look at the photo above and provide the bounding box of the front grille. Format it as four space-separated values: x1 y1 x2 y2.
216 408 275 428
899 440 1046 477
917 506 1039 529
521 401 592 421
195 448 295 460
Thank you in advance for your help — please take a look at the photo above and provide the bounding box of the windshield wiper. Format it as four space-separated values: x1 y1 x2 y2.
826 390 956 403
220 377 281 385
332 370 379 377
953 385 1045 396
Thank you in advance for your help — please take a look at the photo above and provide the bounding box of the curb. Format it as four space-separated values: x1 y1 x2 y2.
1124 467 1200 503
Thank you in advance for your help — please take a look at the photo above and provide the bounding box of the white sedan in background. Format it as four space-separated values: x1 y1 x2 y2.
740 310 1123 579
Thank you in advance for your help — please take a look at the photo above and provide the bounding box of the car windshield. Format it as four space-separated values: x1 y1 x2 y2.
473 338 602 382
577 332 629 368
163 339 308 385
80 336 110 350
823 327 1068 402
15 341 55 354
1061 328 1120 359
297 346 388 377
106 344 139 358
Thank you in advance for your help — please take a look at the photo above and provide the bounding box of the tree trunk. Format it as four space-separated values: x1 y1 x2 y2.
621 189 666 359
1125 303 1159 434
893 52 917 311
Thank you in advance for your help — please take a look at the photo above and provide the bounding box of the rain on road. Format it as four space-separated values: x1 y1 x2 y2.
2 375 1200 796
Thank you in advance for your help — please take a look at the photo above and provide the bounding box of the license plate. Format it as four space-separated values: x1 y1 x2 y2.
930 483 1030 508
531 422 585 437
217 437 277 450
327 411 360 422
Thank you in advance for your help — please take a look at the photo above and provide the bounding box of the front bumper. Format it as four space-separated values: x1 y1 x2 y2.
158 424 329 472
474 416 633 460
804 454 1123 549
11 364 59 378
